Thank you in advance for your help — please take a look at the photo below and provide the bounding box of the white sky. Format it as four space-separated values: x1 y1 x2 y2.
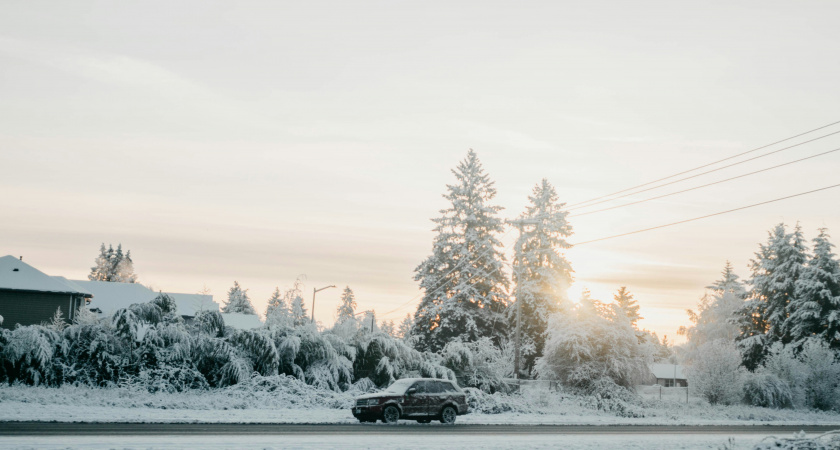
2 1 840 342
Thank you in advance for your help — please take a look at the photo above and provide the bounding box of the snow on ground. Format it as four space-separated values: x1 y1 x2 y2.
0 433 818 450
2 384 840 426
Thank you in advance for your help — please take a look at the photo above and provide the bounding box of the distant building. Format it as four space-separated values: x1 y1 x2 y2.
68 279 219 320
648 363 688 387
219 312 263 330
0 255 92 329
0 254 227 329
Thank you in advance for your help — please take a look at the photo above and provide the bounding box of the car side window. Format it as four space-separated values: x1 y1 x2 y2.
437 381 453 392
413 381 427 394
426 381 442 394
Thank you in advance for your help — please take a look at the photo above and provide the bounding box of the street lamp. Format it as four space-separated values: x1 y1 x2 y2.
311 285 336 323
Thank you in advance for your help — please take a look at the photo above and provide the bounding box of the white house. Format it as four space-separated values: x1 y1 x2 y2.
648 363 688 387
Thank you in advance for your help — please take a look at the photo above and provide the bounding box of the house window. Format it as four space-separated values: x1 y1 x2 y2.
664 379 676 387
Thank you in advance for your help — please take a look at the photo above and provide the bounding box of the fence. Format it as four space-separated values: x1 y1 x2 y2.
636 384 690 404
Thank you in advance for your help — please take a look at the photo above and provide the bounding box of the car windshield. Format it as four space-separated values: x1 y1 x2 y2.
382 379 416 394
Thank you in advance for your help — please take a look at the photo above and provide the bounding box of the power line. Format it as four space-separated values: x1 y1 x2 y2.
568 120 840 209
570 147 840 218
573 183 840 246
567 130 840 212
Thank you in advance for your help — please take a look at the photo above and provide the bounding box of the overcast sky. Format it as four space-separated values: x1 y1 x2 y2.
2 1 840 341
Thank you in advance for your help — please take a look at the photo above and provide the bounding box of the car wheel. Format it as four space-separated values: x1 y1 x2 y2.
382 405 400 424
417 419 431 424
439 406 457 424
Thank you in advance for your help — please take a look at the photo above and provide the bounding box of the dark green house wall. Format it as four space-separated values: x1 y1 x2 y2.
0 290 83 329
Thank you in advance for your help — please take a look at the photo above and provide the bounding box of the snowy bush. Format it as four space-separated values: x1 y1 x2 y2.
0 325 63 386
535 298 650 389
742 372 793 409
441 337 512 392
580 377 645 418
685 340 745 405
797 339 840 411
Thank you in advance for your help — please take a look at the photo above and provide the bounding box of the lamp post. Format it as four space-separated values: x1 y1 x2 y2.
311 285 336 323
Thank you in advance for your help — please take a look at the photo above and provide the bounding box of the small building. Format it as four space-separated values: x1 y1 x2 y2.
648 363 688 387
220 312 263 330
0 256 92 329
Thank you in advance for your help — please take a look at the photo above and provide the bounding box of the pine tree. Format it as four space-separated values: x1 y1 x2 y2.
737 223 808 370
412 150 509 352
113 249 137 283
291 294 308 327
265 287 292 328
89 244 110 281
380 319 396 337
788 228 840 350
707 260 746 298
397 314 413 340
222 281 257 315
613 286 642 328
336 286 357 324
88 243 137 282
508 178 573 375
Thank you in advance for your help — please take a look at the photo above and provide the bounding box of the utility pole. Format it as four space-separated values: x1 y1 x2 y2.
311 285 336 323
505 217 540 380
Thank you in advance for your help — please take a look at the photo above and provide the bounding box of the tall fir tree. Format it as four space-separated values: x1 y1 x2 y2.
89 244 110 281
222 281 257 315
265 287 292 328
336 286 357 324
508 178 573 375
291 294 308 327
412 150 509 352
737 223 808 370
787 228 840 350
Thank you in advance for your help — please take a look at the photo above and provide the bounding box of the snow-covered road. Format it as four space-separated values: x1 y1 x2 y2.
0 432 808 449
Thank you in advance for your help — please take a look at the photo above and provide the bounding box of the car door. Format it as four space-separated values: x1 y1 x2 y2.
402 381 427 417
426 381 446 415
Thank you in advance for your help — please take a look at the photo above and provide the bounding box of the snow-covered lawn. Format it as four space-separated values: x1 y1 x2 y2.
2 384 840 426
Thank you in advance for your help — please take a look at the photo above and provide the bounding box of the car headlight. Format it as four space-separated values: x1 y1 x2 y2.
367 399 379 406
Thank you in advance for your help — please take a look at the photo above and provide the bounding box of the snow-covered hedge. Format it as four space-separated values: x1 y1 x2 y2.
0 296 451 393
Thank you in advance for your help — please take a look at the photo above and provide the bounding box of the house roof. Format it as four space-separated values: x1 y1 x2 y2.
220 313 263 330
649 363 687 380
0 256 92 296
68 280 220 317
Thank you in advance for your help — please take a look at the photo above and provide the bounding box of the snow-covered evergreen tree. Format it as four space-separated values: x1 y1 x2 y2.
412 150 509 352
380 319 396 337
787 228 840 350
707 260 746 298
265 287 292 328
89 244 111 281
336 286 357 324
88 243 137 283
737 223 808 370
397 314 413 341
291 294 309 327
613 286 642 328
508 178 573 376
222 281 257 315
113 249 137 283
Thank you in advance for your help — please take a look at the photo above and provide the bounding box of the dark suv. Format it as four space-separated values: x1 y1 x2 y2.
352 378 468 424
